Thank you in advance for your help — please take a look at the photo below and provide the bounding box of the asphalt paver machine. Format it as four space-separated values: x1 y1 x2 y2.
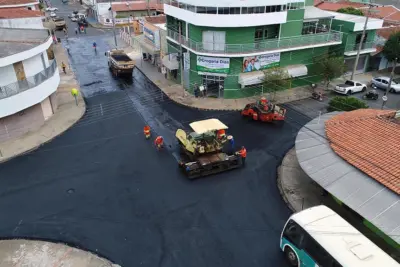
176 119 242 179
241 97 286 122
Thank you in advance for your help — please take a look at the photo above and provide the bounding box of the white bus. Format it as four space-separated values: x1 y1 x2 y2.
280 205 399 267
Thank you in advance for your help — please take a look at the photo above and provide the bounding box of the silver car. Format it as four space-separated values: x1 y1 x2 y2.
370 76 400 93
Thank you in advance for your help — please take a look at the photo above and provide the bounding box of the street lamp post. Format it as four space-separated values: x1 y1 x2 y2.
382 57 398 109
108 0 117 49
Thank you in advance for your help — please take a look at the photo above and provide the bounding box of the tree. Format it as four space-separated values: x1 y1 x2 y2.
337 7 364 16
262 67 291 101
317 56 346 90
382 31 400 64
328 96 368 112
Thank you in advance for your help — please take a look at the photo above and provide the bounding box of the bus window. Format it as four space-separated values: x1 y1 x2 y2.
303 232 340 267
283 220 304 247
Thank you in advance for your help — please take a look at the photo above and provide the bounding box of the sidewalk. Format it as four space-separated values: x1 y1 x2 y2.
0 239 119 267
277 148 323 212
111 37 312 111
0 44 85 163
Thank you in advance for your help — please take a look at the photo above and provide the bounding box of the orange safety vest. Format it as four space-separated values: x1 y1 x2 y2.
155 136 163 145
143 126 150 134
239 148 247 158
217 129 226 138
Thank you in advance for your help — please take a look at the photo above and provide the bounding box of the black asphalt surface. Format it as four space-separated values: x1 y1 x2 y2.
0 35 312 266
0 1 314 264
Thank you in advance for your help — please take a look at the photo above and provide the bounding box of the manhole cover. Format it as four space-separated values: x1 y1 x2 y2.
67 188 75 194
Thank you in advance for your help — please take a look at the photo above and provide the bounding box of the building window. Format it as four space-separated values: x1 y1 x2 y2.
229 7 240 14
255 28 263 40
206 7 217 14
218 7 229 14
187 4 195 12
196 6 206 13
178 2 186 9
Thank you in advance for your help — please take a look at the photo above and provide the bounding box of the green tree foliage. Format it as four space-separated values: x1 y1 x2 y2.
328 96 368 112
317 56 346 90
337 7 364 16
262 67 292 100
382 31 400 63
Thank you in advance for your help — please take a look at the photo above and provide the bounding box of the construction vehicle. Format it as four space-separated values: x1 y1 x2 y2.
53 17 66 31
105 49 135 77
241 97 286 122
176 119 243 179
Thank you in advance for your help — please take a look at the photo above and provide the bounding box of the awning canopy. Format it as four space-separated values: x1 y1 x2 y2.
162 55 179 70
134 35 159 54
284 64 308 77
189 119 228 134
238 71 264 86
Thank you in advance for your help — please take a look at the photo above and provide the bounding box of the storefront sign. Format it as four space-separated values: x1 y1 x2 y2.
184 52 190 70
144 27 155 43
197 56 230 74
242 52 280 73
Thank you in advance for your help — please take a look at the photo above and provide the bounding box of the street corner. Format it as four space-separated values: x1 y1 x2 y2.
0 239 116 267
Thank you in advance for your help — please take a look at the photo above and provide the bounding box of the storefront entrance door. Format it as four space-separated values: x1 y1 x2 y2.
202 75 225 98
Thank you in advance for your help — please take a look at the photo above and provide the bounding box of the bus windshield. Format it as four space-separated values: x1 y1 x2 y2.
279 205 399 267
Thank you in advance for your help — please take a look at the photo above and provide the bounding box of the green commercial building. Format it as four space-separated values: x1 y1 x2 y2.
161 0 383 98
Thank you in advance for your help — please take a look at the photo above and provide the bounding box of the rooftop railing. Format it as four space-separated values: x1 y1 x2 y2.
345 41 375 52
167 30 343 54
0 59 58 100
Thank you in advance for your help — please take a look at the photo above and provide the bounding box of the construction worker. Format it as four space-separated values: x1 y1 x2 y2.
154 136 164 150
260 97 267 106
252 112 258 121
217 129 226 140
61 62 66 74
227 135 235 150
237 146 247 165
143 125 151 139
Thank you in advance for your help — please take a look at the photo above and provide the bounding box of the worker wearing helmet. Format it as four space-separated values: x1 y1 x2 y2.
143 125 151 139
236 146 247 165
227 135 235 150
154 136 164 150
217 129 226 140
260 97 267 105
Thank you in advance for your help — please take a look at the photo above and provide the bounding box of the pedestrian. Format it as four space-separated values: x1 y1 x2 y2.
194 83 199 98
52 35 57 45
236 146 247 166
75 27 78 35
65 44 70 55
143 125 151 139
154 136 164 150
63 28 67 36
80 25 84 33
61 62 66 74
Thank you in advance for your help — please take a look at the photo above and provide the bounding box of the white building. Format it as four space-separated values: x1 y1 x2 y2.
0 8 44 29
0 28 60 142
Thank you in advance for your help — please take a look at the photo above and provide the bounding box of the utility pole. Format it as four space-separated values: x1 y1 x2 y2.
382 57 397 109
109 0 118 48
350 3 374 80
178 22 184 97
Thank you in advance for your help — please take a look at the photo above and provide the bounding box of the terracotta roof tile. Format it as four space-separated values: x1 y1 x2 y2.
112 1 163 12
377 26 400 40
144 14 165 24
0 7 42 18
361 5 400 21
0 0 37 5
325 109 400 194
315 1 366 11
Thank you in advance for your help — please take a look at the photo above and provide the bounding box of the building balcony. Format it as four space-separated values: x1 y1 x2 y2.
0 59 59 118
344 42 376 56
167 30 343 57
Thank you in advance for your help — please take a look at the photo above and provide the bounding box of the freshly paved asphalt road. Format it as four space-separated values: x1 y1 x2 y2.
0 34 313 266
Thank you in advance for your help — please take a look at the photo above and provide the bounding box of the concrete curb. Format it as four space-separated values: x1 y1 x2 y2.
276 147 296 213
0 102 86 164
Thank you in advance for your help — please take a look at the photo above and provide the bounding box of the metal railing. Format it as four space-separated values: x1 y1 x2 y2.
167 30 343 54
345 41 375 52
0 59 58 100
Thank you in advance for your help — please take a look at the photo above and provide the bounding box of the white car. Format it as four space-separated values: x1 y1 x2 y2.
334 80 367 95
71 16 77 21
46 7 58 11
50 12 57 17
371 77 400 93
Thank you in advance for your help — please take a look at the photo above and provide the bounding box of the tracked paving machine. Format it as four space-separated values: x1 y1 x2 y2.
176 119 242 179
241 97 286 122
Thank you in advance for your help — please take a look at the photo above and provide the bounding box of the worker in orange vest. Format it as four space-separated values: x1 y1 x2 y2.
143 125 151 139
237 146 247 165
217 129 226 140
154 136 164 150
252 112 258 121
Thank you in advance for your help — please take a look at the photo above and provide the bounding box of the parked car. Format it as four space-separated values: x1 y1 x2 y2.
370 76 400 93
334 80 367 95
70 15 77 21
50 12 57 17
46 7 58 11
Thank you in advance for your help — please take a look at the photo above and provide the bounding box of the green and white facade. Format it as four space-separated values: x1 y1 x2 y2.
162 0 383 98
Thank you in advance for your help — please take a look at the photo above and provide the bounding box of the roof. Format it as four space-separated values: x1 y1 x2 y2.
0 0 37 5
172 0 284 7
0 7 42 18
144 15 165 24
292 206 400 267
189 119 228 134
315 1 366 11
360 5 400 22
0 27 49 57
112 2 163 12
304 6 335 20
329 11 382 24
295 112 400 244
377 26 400 39
325 109 400 194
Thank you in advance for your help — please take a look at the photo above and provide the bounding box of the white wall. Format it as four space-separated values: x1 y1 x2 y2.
164 5 287 27
0 65 17 87
0 17 44 29
0 35 52 67
0 70 59 118
42 52 49 67
97 3 111 18
23 53 45 76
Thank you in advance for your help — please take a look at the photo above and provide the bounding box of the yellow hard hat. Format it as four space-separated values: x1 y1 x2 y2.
71 88 78 96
